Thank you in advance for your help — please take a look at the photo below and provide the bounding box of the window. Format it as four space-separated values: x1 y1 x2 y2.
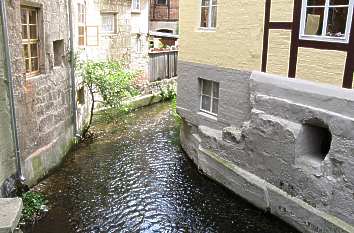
101 14 115 33
156 0 167 5
21 7 40 76
78 3 86 46
200 79 219 115
300 0 354 43
53 40 64 67
200 0 217 29
132 0 140 11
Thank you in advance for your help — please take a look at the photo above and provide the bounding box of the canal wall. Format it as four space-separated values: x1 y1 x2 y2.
177 61 354 233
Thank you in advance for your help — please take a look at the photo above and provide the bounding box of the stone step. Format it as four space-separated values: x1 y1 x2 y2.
0 198 22 233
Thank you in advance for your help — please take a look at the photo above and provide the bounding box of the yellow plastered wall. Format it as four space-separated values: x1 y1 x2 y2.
267 30 291 77
180 0 348 86
179 0 265 71
296 48 346 86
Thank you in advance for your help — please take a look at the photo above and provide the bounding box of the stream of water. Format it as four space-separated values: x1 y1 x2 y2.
24 103 299 233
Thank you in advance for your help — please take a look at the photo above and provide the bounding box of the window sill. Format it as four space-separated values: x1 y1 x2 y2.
299 35 349 44
131 10 141 14
198 111 218 121
197 27 216 32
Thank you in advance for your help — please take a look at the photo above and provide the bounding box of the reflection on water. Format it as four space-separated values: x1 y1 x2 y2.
25 103 299 233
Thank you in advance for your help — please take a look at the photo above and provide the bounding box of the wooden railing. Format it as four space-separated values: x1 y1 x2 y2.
148 50 178 82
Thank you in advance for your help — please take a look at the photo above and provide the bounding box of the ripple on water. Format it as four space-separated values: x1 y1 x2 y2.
25 103 300 233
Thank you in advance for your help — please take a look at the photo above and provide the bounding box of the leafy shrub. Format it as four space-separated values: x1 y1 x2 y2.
21 191 47 223
81 60 139 135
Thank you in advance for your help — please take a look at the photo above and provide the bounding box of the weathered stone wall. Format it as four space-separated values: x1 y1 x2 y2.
177 61 354 233
6 0 74 186
0 15 16 197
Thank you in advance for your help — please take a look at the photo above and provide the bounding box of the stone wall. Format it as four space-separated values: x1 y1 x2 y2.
0 14 16 197
6 0 75 186
177 61 354 233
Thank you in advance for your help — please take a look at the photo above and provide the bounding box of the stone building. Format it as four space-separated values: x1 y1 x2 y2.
0 11 16 197
149 0 178 34
72 0 150 78
177 0 354 232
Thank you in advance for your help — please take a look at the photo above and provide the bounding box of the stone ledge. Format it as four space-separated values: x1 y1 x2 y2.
192 145 354 233
0 198 22 233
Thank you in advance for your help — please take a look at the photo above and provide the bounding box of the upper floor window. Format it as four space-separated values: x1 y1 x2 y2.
200 79 219 116
21 7 40 76
156 0 167 5
200 0 217 29
300 0 354 43
78 3 86 46
101 13 116 33
132 0 141 11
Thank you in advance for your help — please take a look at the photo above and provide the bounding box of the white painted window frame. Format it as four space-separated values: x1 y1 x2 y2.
101 13 116 34
299 0 354 43
200 79 219 116
131 0 141 12
200 0 217 29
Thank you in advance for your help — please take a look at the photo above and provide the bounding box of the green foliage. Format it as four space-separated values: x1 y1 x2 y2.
21 191 47 223
82 60 139 108
170 95 182 147
160 82 177 101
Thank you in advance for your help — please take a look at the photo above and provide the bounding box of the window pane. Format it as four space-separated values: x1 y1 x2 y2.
102 15 114 32
202 80 212 95
79 36 85 46
211 6 217 28
21 9 27 24
212 0 217 5
22 25 28 39
30 25 37 39
326 7 348 37
23 45 29 58
200 7 209 27
202 0 210 6
304 7 324 35
30 43 38 57
201 95 211 111
213 82 219 98
330 0 349 5
29 10 37 24
25 59 30 73
212 98 218 114
79 26 85 36
31 58 39 71
307 0 325 5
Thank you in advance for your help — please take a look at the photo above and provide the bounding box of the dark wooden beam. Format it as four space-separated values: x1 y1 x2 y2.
261 0 271 72
342 9 354 88
269 22 292 30
299 40 348 51
288 0 301 78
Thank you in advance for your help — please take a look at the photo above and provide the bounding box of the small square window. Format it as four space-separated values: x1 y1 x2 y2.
300 0 354 43
101 13 116 33
132 0 141 12
200 79 219 116
53 40 64 67
156 0 167 5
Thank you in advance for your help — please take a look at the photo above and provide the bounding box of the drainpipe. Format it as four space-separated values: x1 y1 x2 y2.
0 0 24 181
68 0 80 138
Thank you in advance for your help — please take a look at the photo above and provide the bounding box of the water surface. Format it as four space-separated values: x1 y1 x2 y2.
25 103 299 233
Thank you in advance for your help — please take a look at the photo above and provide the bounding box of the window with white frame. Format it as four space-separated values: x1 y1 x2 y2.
78 3 86 46
200 79 219 115
200 0 217 29
101 13 116 33
300 0 354 43
132 0 140 11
